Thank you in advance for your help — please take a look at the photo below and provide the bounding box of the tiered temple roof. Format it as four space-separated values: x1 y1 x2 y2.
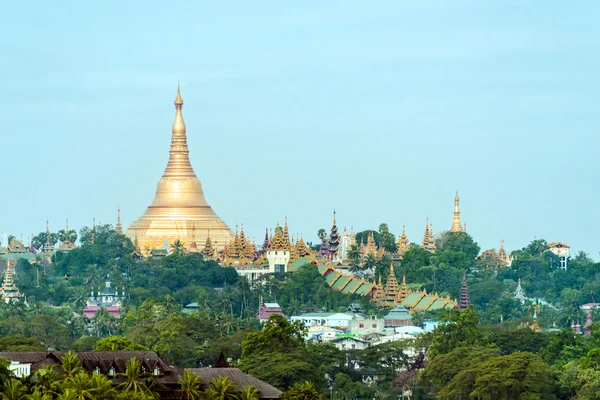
328 212 340 260
382 264 399 307
1 261 25 303
421 219 436 252
458 272 470 310
201 230 214 258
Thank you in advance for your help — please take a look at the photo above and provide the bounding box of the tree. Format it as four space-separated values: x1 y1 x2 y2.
346 245 361 267
55 351 84 379
463 352 556 400
279 382 326 400
237 387 260 400
0 379 27 400
378 224 396 253
178 370 202 400
210 376 237 400
436 232 480 259
421 346 500 394
170 240 186 256
60 372 95 400
90 374 118 400
94 336 148 351
117 358 156 399
427 308 485 358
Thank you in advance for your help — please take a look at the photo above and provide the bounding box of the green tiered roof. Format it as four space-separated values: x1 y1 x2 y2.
332 275 352 291
342 279 361 294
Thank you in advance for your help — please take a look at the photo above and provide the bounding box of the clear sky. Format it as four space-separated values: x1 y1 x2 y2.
1 1 598 257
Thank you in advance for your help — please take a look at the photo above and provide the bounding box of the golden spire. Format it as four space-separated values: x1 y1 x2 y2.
451 191 463 232
115 209 123 235
174 81 183 106
333 211 337 226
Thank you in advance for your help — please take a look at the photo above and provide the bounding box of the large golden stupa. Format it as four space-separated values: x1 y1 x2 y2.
126 86 233 252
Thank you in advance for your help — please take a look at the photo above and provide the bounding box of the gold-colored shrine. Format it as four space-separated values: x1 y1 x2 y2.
126 86 233 253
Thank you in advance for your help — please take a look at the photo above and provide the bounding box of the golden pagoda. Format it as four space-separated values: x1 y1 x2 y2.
451 191 463 232
126 86 233 252
421 219 436 252
381 264 399 307
397 225 409 252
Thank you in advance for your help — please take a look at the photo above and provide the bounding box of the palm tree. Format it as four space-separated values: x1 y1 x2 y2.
237 386 260 400
61 372 95 400
55 390 78 400
363 254 376 274
347 245 361 267
179 370 203 400
210 377 237 400
170 240 187 256
117 358 155 399
23 390 45 400
92 308 116 337
202 388 219 400
55 352 84 379
1 379 27 400
33 366 59 397
90 374 117 400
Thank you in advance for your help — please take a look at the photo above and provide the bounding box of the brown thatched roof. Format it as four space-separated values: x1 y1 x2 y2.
188 368 282 399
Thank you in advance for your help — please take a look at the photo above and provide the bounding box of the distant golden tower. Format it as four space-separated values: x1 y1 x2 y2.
126 85 233 252
451 191 463 232
115 209 123 235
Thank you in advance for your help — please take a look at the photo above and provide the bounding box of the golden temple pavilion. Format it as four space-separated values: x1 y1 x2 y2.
126 86 233 252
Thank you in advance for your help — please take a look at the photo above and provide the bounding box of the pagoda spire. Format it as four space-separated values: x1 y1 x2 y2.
328 211 340 261
458 272 470 310
451 191 463 232
115 209 123 235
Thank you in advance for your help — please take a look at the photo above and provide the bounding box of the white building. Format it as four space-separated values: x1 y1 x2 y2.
339 228 351 262
349 318 384 335
548 241 570 270
8 361 31 378
266 249 290 274
331 336 371 351
291 312 362 328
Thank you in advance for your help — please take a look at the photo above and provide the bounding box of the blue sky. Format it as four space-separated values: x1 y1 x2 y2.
1 1 598 257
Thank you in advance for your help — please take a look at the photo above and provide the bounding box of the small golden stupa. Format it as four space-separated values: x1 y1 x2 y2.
126 85 233 253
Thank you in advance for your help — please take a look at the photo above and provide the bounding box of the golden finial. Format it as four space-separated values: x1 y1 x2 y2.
174 82 183 106
46 220 50 234
333 211 337 225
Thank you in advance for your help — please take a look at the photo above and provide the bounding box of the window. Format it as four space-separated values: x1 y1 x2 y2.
153 367 160 376
351 344 356 349
108 367 115 377
94 367 100 375
372 323 377 328
359 323 364 328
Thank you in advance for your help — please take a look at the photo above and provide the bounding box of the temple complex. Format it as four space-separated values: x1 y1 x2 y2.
126 86 233 254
